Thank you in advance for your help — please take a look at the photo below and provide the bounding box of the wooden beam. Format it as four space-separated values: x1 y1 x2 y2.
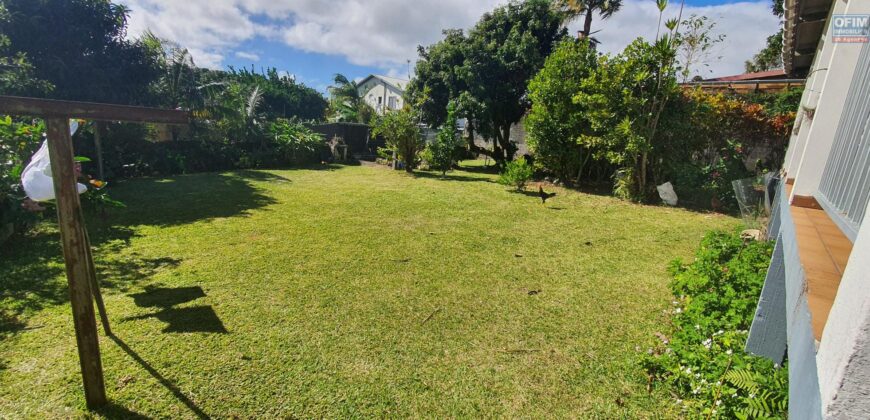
45 118 107 408
0 95 189 125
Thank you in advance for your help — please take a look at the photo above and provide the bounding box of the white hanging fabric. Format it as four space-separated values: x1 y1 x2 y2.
21 120 88 202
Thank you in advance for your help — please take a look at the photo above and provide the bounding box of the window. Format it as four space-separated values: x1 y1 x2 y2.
388 96 397 110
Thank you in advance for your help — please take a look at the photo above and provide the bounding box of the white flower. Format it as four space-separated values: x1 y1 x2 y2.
716 381 722 386
749 393 756 399
686 367 692 374
717 329 724 335
695 324 700 330
675 307 683 314
716 400 721 406
726 349 733 355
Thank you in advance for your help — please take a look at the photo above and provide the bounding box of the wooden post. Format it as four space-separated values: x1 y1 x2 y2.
93 122 105 180
45 118 107 408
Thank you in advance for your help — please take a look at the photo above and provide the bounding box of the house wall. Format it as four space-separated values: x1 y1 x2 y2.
358 78 404 115
747 0 870 417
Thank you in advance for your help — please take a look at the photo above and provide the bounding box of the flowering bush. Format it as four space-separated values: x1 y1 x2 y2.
643 231 787 418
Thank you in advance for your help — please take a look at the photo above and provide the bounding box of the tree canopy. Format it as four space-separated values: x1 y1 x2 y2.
0 0 163 104
409 0 565 166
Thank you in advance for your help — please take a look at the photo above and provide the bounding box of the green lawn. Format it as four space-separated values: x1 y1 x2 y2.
0 162 736 418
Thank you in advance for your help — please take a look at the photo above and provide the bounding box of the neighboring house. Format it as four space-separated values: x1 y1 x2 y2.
356 74 408 115
745 0 870 418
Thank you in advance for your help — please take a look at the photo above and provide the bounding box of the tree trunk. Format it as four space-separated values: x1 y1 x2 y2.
581 9 594 39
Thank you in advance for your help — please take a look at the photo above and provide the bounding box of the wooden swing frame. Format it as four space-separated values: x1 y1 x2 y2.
0 95 189 408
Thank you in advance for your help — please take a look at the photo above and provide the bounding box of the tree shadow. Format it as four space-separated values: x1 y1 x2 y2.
107 334 210 419
124 287 227 334
103 171 278 228
0 229 66 335
411 170 495 184
456 163 499 175
2 170 271 339
231 170 293 183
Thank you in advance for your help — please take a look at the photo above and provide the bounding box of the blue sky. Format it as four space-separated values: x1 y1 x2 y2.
122 0 779 93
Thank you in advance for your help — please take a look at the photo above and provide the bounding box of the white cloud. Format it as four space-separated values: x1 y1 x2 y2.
583 0 780 77
119 0 779 77
235 51 261 61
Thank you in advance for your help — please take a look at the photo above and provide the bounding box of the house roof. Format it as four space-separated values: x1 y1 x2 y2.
782 0 833 76
357 74 409 92
707 70 790 81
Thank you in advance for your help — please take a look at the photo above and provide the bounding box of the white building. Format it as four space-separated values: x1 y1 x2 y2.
745 0 870 418
356 74 408 115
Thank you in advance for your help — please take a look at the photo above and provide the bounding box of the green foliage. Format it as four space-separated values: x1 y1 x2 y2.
268 119 326 164
425 102 463 175
526 39 604 183
574 37 680 200
327 73 374 124
643 231 787 419
0 4 52 96
409 0 566 166
675 14 726 82
0 116 44 238
553 0 624 39
498 157 533 191
371 108 423 173
225 67 327 122
0 0 163 104
745 30 783 73
745 3 784 73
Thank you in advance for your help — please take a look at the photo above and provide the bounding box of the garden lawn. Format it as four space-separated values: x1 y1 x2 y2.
0 162 736 418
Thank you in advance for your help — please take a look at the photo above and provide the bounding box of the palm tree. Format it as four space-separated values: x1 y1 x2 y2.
554 0 623 40
327 74 377 124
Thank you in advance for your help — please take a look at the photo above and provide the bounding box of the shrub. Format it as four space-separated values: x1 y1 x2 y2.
498 157 533 191
268 118 325 164
526 39 602 183
371 108 423 173
643 231 787 419
425 102 463 175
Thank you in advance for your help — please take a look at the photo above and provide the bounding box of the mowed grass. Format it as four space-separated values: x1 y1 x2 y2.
0 162 736 418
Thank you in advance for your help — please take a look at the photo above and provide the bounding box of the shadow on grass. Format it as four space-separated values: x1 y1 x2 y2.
411 170 495 184
1 170 275 339
103 171 279 228
457 163 499 175
107 334 210 419
0 226 182 337
124 287 227 334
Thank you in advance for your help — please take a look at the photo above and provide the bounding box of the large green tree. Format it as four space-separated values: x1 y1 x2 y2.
0 0 163 104
409 0 565 167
